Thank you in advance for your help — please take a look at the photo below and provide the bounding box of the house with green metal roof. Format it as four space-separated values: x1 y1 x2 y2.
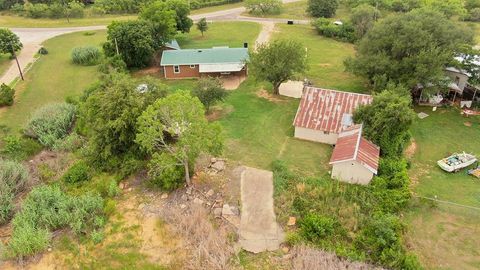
160 46 249 79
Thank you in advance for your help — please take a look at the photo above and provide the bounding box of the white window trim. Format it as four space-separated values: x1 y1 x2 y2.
173 65 180 74
190 64 196 68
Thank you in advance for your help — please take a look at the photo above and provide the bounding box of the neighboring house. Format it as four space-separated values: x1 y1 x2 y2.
329 125 380 185
293 87 373 144
445 67 469 95
160 47 249 79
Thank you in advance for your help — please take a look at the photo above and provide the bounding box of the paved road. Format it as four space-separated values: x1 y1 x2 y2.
1 0 308 85
238 166 284 253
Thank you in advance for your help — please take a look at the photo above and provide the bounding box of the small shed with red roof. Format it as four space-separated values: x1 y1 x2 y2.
329 125 380 185
293 87 373 144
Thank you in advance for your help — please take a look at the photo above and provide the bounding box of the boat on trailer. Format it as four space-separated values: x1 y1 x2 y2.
437 152 477 172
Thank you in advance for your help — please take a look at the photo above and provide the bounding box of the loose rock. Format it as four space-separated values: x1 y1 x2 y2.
287 217 296 226
213 208 222 217
206 189 215 197
193 198 204 205
211 160 226 172
180 204 187 209
161 193 168 199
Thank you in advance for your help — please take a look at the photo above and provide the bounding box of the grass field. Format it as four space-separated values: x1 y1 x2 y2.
405 107 480 269
0 53 11 77
0 30 107 133
219 79 331 175
272 24 367 92
176 21 261 49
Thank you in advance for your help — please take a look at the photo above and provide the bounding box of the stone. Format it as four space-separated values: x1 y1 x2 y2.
206 189 215 197
206 202 212 206
222 204 238 216
211 157 217 163
119 182 125 189
282 247 289 253
180 204 187 209
213 207 222 217
161 193 168 199
181 194 187 201
211 160 226 172
193 198 204 205
186 187 192 195
47 247 52 252
128 188 133 192
138 203 145 210
287 217 296 226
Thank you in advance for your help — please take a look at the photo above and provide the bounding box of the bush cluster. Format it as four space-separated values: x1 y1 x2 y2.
300 214 340 242
313 18 356 43
92 0 151 14
24 103 76 148
63 161 91 184
6 185 104 258
0 159 29 224
0 83 15 107
308 0 338 18
71 46 101 66
190 0 242 9
14 2 84 19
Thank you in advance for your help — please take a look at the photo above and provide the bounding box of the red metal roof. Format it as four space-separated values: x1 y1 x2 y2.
293 87 373 133
329 125 380 174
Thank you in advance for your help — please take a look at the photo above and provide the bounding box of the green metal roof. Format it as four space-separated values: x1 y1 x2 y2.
165 39 181 50
160 47 249 66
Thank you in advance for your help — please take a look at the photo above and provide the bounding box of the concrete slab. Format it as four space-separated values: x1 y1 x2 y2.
279 80 304 98
239 166 283 253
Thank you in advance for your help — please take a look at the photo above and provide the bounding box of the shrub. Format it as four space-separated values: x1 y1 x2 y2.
107 179 120 197
308 0 338 18
191 77 227 112
313 18 356 43
24 3 49 18
71 46 101 66
7 185 104 258
52 132 85 152
63 161 91 184
148 152 184 190
91 230 104 244
0 83 15 107
38 47 48 55
300 214 337 242
245 0 282 15
0 159 29 224
24 103 76 148
1 135 21 156
97 55 127 74
467 8 480 21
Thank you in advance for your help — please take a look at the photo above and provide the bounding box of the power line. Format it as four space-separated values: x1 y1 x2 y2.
414 195 480 211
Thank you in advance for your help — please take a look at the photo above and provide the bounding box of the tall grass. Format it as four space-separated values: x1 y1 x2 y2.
0 160 29 224
24 103 76 148
71 46 101 66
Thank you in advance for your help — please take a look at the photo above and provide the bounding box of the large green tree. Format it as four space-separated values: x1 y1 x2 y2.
139 1 177 48
249 39 308 95
78 73 167 169
353 85 416 157
0 28 22 56
103 20 155 68
307 0 338 18
346 9 473 91
165 0 193 33
136 91 223 187
350 4 379 39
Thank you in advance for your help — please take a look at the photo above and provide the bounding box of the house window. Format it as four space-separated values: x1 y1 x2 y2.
174 65 180 73
190 65 196 68
324 131 330 135
455 76 460 85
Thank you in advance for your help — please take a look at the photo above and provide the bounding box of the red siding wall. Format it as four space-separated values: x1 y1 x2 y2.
163 65 248 79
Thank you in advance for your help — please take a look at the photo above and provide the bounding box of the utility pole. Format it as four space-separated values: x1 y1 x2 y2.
10 41 23 81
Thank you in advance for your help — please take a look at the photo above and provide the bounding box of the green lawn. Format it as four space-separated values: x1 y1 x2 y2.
0 30 107 133
176 21 261 49
219 79 331 175
272 24 367 92
405 107 480 269
0 53 11 77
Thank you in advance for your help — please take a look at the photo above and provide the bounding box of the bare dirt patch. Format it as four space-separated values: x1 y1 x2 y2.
317 63 332 67
405 139 417 159
257 88 287 103
464 121 472 127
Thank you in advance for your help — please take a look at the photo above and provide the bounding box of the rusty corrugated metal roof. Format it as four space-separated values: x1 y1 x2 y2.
329 125 380 174
293 87 373 133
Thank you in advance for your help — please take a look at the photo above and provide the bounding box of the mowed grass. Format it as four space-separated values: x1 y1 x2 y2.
272 24 367 92
0 30 107 133
0 53 11 77
219 79 331 175
176 21 261 49
405 107 480 269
